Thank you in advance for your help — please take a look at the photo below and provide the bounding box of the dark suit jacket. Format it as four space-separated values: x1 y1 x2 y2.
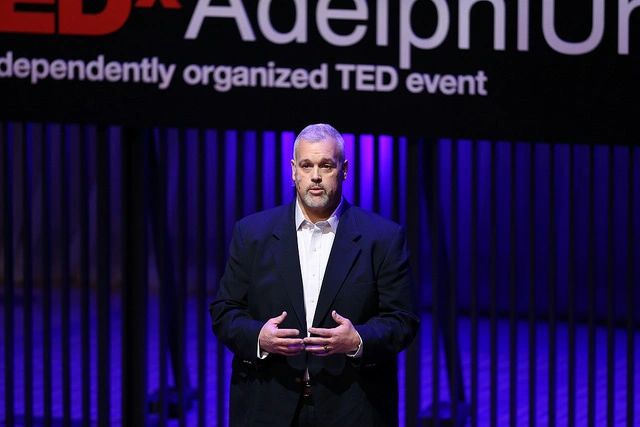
210 201 419 426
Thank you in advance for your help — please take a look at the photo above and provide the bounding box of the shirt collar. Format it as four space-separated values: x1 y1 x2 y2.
295 197 343 231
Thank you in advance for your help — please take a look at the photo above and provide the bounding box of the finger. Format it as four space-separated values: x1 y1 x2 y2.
302 336 327 346
277 338 304 347
304 345 333 357
277 339 305 351
307 327 333 337
304 344 329 353
332 311 352 328
275 328 300 337
278 343 305 355
271 311 287 325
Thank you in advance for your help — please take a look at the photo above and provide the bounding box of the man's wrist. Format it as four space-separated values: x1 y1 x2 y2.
346 330 363 358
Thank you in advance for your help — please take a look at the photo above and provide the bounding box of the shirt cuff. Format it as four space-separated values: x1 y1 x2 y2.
257 339 269 359
346 330 363 358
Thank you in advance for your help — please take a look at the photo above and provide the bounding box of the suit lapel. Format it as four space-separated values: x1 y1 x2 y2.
313 204 361 327
270 203 307 332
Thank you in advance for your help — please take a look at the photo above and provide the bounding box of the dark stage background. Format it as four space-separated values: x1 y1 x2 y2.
1 124 638 427
2 0 640 426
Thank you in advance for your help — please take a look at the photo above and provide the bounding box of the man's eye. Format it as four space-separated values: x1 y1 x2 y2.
321 164 334 169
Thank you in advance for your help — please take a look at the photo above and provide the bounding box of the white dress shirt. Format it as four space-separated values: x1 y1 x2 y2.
258 198 362 358
295 198 341 331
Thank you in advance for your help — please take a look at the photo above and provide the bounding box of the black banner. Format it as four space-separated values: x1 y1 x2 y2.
1 0 638 142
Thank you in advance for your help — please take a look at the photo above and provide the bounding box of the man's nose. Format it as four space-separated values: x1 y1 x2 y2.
311 167 321 182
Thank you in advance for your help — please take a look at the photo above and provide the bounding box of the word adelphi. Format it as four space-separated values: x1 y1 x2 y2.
185 0 640 70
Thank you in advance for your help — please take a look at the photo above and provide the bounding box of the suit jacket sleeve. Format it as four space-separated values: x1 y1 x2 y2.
209 222 264 361
353 226 419 362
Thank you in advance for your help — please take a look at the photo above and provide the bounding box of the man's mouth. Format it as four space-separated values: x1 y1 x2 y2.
308 187 325 195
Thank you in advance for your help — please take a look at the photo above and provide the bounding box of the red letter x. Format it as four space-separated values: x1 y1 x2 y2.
135 0 181 9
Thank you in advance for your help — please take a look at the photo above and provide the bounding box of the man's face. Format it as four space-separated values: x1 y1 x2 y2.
291 138 347 219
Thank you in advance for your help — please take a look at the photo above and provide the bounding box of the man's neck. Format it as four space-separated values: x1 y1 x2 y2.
297 197 340 224
300 206 332 224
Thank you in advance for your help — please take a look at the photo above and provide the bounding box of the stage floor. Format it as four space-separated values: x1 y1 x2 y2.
1 291 638 426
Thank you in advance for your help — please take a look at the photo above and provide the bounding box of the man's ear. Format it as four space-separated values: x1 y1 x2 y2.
291 159 296 182
342 159 348 180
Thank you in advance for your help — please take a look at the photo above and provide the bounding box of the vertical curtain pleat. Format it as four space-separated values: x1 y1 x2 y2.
1 122 638 427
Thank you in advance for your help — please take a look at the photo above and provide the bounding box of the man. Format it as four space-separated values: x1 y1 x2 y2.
211 124 419 426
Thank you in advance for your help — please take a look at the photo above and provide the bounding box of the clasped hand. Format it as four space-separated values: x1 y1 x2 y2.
258 310 360 357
